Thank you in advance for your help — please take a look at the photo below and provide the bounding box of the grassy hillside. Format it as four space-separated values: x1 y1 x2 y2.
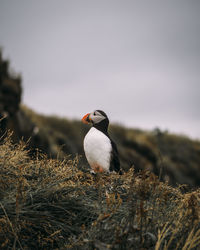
22 106 200 187
0 134 200 249
1 51 200 249
2 50 199 187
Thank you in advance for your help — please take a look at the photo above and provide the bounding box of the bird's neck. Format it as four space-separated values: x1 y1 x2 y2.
93 120 109 135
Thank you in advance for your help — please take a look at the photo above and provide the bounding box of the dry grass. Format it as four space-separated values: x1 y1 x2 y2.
0 134 200 249
22 105 200 187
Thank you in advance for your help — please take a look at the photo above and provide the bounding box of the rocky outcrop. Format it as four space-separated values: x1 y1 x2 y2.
0 51 39 145
0 52 21 138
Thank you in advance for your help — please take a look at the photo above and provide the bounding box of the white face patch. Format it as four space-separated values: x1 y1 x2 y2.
90 110 106 124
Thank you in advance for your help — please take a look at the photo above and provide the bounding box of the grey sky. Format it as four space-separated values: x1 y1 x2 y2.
0 0 200 139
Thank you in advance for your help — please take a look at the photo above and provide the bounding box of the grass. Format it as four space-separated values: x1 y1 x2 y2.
21 105 200 187
0 134 200 249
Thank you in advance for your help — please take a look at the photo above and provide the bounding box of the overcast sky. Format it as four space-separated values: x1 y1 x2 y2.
0 0 200 139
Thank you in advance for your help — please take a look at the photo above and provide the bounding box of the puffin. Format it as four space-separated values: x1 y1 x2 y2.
82 110 121 174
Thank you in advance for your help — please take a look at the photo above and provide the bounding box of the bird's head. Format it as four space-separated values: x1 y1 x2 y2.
82 110 109 132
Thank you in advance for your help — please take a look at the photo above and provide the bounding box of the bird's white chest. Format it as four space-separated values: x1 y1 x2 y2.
83 127 112 172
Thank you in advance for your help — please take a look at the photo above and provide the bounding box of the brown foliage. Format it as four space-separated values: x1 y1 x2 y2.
0 135 199 249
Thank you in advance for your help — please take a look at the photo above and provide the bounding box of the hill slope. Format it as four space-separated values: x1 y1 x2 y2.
1 50 200 187
0 135 200 249
21 106 200 187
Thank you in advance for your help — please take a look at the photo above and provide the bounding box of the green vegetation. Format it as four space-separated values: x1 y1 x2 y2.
0 134 200 249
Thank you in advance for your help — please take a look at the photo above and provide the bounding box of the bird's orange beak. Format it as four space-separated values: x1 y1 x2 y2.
82 113 91 124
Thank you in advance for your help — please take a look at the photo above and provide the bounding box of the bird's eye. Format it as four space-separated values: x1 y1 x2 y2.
94 112 96 116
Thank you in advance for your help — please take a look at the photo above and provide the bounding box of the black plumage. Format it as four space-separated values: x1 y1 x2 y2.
83 110 121 174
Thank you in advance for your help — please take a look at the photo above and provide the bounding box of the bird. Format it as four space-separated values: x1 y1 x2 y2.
81 110 121 174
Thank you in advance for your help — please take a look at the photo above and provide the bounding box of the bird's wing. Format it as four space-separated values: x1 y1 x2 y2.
109 139 121 173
